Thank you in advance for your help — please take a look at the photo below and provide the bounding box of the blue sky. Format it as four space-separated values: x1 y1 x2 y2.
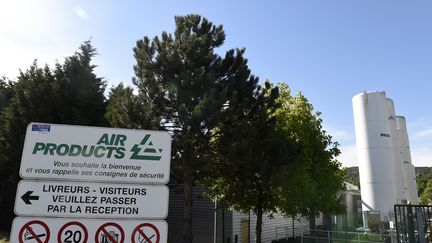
1 0 431 167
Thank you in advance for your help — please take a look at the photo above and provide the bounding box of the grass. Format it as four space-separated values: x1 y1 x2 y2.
0 232 9 243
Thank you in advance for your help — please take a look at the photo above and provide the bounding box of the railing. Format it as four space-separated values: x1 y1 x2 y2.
394 204 432 243
274 228 391 243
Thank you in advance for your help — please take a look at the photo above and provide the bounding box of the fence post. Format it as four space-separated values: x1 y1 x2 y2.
301 225 303 243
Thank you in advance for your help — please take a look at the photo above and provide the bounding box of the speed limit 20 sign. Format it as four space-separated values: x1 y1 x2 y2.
57 221 88 243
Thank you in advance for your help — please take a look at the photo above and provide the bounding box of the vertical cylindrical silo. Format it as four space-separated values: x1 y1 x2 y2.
395 116 419 204
386 98 405 204
353 91 398 221
410 164 419 204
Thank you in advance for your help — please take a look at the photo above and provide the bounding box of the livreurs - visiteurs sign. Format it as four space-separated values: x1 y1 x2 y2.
20 123 171 184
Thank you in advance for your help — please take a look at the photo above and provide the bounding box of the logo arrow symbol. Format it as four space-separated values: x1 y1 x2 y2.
21 191 39 205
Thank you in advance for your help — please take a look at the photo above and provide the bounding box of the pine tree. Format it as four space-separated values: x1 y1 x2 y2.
0 41 107 230
131 15 258 242
52 40 107 125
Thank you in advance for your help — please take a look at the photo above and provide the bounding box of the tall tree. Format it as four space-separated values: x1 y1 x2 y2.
0 41 106 183
0 62 56 183
0 41 106 230
204 82 294 243
274 83 345 222
52 40 107 125
130 14 259 242
205 82 344 242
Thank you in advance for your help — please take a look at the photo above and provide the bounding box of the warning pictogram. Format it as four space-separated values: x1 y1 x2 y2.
95 222 125 243
18 220 50 243
57 221 88 243
132 223 160 243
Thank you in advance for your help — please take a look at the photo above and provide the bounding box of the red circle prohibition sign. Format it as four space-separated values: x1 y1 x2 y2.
131 223 160 243
95 222 125 243
57 221 89 243
18 220 50 243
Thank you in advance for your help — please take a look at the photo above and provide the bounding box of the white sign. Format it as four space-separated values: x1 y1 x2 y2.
15 180 169 219
10 217 168 243
19 123 171 184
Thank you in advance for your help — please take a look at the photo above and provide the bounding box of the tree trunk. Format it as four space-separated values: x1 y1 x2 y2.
255 206 263 243
309 215 316 243
182 176 193 243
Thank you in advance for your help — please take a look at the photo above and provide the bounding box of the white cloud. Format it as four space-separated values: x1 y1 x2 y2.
337 144 358 168
329 129 353 143
0 35 73 78
413 128 432 138
322 123 354 144
74 6 89 20
410 147 432 167
321 124 357 167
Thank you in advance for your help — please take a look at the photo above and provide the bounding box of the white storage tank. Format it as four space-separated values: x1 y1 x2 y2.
395 116 419 204
352 91 398 221
386 98 406 204
409 164 419 204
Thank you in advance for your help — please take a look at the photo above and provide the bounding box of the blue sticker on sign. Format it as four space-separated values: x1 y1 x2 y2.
32 124 51 132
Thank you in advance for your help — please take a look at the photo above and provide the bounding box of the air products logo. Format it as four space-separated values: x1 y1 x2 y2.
130 134 163 161
31 133 163 161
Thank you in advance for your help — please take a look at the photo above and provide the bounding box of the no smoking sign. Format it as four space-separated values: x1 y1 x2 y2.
18 220 50 243
132 223 160 243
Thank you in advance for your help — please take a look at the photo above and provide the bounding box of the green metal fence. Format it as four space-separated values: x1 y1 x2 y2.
394 204 432 243
302 229 390 243
274 228 391 243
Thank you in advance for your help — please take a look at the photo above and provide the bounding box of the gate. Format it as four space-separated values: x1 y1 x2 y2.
394 204 432 243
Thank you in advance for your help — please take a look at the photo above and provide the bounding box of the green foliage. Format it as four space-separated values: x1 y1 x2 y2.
416 167 432 198
126 14 259 242
0 41 107 230
419 179 432 204
204 82 290 242
274 83 345 218
51 41 107 125
0 62 57 183
205 82 286 209
0 77 14 113
344 166 360 187
0 41 106 183
132 14 257 181
105 84 160 129
343 166 432 204
205 82 345 241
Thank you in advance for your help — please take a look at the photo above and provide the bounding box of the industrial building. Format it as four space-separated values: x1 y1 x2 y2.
166 184 362 242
